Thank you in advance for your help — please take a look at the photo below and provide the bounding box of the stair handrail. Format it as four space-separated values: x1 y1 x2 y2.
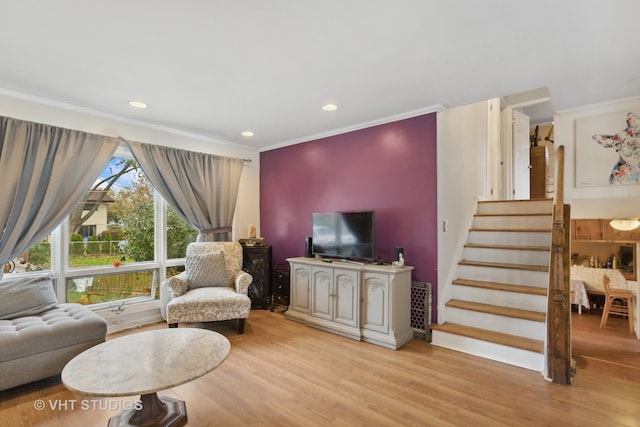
547 145 572 384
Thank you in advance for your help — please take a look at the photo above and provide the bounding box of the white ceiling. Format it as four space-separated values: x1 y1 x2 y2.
1 1 639 151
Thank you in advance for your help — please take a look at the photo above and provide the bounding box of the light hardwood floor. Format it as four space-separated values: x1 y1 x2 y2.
1 309 639 426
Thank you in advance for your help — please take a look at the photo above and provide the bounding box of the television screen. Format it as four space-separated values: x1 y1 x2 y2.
312 211 375 261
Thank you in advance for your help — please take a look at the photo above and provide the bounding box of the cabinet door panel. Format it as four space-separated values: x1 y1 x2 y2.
242 246 272 309
291 265 310 313
311 267 332 320
334 270 358 327
362 273 389 334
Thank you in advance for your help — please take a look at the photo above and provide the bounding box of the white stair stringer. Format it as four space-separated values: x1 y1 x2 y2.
432 199 553 373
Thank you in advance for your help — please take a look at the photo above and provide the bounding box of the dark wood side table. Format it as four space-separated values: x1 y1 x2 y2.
242 245 272 309
272 263 290 312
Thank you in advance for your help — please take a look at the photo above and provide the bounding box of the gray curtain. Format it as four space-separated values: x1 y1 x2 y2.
0 116 119 279
127 141 244 242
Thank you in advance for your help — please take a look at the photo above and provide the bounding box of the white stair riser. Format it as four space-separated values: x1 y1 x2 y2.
443 307 546 340
472 215 552 230
457 265 549 287
468 230 551 247
431 331 544 372
477 200 553 216
449 286 548 312
463 247 550 266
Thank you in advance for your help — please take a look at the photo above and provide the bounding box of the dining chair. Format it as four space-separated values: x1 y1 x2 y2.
600 275 635 334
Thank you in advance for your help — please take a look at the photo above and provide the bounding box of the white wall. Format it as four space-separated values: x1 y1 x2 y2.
0 91 261 237
556 95 640 218
437 100 489 315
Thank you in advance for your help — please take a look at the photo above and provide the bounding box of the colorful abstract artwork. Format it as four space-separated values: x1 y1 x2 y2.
575 110 640 187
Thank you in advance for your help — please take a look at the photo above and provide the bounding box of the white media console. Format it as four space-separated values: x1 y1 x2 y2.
284 257 414 350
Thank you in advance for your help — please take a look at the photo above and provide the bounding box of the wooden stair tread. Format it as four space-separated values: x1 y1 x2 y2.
452 279 547 296
469 228 551 233
474 213 552 217
430 322 544 354
445 299 546 322
478 199 553 203
464 243 550 252
459 260 549 272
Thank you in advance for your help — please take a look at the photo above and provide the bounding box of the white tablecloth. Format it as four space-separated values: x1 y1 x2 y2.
570 279 590 312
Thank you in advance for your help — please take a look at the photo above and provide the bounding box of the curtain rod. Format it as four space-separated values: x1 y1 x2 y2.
117 136 252 163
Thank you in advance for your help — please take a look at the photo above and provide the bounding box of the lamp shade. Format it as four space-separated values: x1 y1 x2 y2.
609 219 640 231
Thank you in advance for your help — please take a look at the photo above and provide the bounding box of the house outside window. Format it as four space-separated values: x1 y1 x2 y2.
78 225 97 239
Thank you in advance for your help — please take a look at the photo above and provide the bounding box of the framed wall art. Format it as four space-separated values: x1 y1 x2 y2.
575 109 640 187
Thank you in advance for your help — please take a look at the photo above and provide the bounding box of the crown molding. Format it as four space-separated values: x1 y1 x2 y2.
260 104 445 152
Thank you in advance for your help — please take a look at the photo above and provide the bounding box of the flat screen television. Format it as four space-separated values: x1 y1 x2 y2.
312 211 375 261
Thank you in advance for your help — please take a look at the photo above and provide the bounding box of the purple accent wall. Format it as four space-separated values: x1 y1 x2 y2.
260 113 437 305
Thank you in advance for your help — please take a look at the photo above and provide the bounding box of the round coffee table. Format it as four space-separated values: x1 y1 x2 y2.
61 328 230 427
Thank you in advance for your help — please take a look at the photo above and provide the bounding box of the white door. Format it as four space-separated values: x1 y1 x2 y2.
512 109 531 200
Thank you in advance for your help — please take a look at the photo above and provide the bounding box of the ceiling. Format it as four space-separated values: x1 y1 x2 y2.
1 1 639 151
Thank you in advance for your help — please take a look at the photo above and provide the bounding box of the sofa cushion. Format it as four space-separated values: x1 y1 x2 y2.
0 274 58 320
0 303 107 364
186 251 227 289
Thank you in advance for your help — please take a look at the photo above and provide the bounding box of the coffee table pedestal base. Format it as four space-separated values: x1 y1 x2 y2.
108 392 186 427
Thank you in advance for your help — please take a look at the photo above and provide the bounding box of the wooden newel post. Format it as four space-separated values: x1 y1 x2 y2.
547 146 572 385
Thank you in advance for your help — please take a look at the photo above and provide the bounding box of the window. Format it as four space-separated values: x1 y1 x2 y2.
165 206 197 281
2 235 51 275
167 205 198 260
66 270 156 305
3 144 203 310
65 155 160 306
68 157 154 269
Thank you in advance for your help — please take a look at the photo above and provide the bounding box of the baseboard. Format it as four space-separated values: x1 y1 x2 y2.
96 300 163 334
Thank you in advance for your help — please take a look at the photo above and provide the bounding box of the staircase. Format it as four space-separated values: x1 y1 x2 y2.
431 199 553 372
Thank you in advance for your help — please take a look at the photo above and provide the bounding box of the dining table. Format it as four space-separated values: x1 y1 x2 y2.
570 279 590 314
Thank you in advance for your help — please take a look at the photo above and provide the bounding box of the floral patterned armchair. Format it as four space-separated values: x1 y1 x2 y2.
164 242 252 333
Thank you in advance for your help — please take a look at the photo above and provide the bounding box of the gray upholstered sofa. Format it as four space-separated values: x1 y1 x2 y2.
0 274 107 391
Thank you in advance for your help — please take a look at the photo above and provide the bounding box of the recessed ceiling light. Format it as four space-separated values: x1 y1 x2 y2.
241 131 254 137
322 104 338 112
128 100 148 109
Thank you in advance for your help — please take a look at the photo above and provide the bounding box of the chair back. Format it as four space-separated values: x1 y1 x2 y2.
602 275 611 295
186 242 244 286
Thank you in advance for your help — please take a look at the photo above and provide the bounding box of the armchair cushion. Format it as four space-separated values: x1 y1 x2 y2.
166 287 250 324
185 251 227 289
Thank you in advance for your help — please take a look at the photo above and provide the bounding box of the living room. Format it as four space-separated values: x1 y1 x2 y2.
2 2 640 426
